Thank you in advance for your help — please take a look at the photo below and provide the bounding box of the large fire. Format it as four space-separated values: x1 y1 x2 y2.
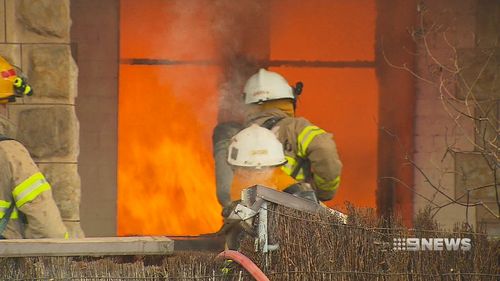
118 0 223 236
117 66 222 236
118 0 379 236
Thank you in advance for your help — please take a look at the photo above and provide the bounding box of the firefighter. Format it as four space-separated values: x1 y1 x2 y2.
213 68 342 205
222 124 318 250
227 124 317 202
0 56 69 239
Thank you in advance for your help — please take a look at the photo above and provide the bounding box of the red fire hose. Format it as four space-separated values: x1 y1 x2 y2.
217 250 270 281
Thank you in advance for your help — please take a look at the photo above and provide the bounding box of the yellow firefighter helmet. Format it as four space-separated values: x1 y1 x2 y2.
0 56 33 104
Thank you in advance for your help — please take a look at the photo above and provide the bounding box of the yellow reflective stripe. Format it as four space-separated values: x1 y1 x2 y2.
297 126 325 157
0 200 9 208
0 201 9 219
0 200 19 219
301 130 325 155
297 126 319 150
281 156 305 180
12 172 51 208
281 156 297 174
0 213 16 219
314 175 341 192
11 208 18 219
12 172 46 197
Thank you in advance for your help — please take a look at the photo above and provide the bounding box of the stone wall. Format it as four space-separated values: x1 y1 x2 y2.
0 0 83 237
413 0 499 236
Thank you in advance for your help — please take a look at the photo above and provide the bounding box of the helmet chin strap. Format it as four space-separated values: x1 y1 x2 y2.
292 81 303 110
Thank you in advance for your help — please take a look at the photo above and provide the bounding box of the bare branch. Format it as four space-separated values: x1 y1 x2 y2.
380 39 435 85
379 176 439 207
380 7 500 226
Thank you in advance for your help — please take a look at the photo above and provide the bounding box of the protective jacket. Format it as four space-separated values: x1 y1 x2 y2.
0 137 68 239
246 108 342 201
213 109 342 203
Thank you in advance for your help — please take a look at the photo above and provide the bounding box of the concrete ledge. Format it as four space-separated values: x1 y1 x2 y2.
0 236 174 257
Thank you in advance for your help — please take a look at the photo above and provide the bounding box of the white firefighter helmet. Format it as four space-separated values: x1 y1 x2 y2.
228 124 286 168
243 68 294 104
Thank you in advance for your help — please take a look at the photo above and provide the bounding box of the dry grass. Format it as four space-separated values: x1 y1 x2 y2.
240 204 499 280
0 205 498 280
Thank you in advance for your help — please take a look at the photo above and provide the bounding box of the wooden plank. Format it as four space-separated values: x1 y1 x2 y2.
0 236 174 257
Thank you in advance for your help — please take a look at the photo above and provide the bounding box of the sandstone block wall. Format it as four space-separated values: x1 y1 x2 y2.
414 0 499 236
0 0 83 237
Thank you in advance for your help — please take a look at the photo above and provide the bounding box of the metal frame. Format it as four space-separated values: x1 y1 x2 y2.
238 185 321 253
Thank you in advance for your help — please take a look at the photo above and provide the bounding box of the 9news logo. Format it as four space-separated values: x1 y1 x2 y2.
393 238 472 251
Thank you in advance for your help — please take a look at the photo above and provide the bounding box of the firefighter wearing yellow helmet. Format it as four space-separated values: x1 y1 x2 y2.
213 69 342 206
0 56 69 239
0 56 33 104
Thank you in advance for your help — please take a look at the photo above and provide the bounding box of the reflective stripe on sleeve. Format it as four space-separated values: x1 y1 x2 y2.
12 172 51 208
314 174 341 192
281 155 305 180
297 126 326 157
281 156 296 175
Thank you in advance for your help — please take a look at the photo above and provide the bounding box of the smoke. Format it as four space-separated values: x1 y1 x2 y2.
118 0 276 235
232 167 277 196
163 0 271 124
210 0 270 124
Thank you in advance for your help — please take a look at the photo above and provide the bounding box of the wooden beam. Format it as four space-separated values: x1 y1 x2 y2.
0 236 174 257
120 58 375 68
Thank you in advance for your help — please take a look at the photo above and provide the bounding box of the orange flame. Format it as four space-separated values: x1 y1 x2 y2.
117 66 222 236
118 0 380 236
118 0 223 236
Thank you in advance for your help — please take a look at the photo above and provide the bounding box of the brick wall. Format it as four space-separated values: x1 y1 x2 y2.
413 0 499 236
0 0 83 237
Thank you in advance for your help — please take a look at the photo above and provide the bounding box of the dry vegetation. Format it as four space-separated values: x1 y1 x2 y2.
1 204 498 280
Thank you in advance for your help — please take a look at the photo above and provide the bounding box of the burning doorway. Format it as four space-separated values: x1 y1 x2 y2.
118 0 379 236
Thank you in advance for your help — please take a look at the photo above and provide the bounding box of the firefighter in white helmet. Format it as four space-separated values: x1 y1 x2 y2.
226 124 317 202
222 124 319 250
0 55 69 239
214 69 342 206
